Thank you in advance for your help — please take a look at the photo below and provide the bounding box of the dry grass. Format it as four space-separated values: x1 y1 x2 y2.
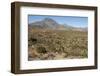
28 29 88 60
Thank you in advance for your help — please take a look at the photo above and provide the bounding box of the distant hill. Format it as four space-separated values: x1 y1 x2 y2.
29 18 87 31
29 18 60 29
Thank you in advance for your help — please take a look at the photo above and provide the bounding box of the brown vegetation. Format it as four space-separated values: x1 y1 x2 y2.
28 29 88 60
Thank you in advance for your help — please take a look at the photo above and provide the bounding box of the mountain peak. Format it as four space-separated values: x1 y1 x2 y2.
43 18 58 25
43 18 55 22
29 18 87 31
29 18 60 29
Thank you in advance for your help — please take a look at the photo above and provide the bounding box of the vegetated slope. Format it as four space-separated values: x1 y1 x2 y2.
28 29 88 60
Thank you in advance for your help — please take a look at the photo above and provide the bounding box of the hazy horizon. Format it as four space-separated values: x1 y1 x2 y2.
28 15 88 28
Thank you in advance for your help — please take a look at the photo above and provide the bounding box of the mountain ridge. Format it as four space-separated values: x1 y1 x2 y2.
29 18 87 31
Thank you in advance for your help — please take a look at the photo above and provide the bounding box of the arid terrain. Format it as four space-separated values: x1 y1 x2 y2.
28 18 88 61
28 29 88 60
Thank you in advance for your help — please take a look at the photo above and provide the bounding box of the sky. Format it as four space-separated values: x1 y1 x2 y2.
28 15 88 28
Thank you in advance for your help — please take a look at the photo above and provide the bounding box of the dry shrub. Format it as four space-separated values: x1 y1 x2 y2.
28 29 88 60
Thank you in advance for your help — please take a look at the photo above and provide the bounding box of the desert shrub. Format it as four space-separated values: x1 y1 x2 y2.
28 29 88 60
30 38 37 44
36 46 47 54
81 49 88 57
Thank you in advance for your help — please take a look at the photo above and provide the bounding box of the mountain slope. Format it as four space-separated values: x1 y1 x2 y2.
29 18 61 29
